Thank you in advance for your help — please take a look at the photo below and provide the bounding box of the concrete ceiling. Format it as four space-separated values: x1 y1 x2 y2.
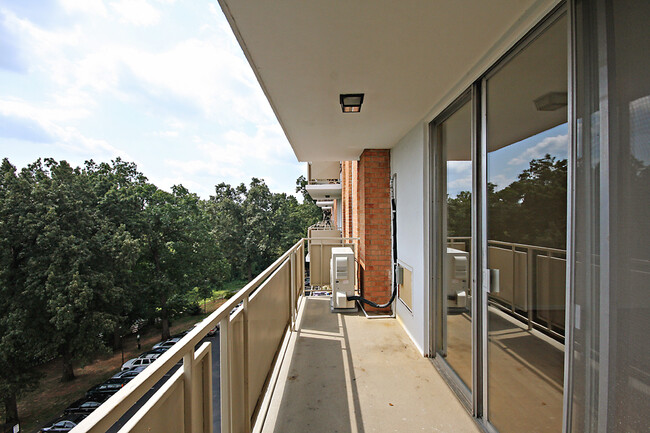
218 0 544 162
442 13 567 161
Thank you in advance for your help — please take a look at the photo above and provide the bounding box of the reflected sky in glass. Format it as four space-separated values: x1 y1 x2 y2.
446 123 569 198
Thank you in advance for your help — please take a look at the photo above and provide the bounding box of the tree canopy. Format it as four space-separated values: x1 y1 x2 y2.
0 157 320 425
447 154 568 249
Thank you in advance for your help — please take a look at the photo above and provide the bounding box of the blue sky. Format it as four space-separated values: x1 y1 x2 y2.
0 0 305 198
447 123 568 198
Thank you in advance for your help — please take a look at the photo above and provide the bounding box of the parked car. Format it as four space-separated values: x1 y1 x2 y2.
104 376 133 386
85 382 124 399
170 330 190 339
207 324 219 337
152 337 181 350
138 347 167 359
40 414 86 432
111 365 148 381
121 356 155 371
63 396 107 415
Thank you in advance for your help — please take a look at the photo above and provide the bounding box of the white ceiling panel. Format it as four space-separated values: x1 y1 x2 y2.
219 0 547 161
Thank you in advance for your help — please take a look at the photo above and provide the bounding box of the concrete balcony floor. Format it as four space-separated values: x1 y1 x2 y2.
261 296 480 433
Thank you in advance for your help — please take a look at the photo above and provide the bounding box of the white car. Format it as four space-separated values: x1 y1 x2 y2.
152 337 181 350
121 357 154 371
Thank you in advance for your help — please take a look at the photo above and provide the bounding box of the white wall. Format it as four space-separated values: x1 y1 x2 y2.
386 0 563 357
391 122 428 355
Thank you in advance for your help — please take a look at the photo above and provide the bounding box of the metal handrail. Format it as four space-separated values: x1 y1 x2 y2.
74 238 305 433
447 236 567 340
447 236 566 255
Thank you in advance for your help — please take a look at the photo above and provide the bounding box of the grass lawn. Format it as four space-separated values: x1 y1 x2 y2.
2 293 240 433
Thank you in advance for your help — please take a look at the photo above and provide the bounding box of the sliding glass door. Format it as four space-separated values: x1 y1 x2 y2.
482 11 568 433
432 91 474 402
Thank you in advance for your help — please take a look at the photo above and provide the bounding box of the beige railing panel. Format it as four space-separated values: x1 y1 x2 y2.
514 250 528 311
298 244 305 295
192 343 213 433
119 369 185 433
230 310 246 433
307 228 342 286
536 255 566 329
248 260 291 415
488 246 528 311
489 246 514 305
449 242 467 252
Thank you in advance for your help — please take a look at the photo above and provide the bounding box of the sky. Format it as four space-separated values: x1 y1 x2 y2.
0 0 305 198
447 123 568 198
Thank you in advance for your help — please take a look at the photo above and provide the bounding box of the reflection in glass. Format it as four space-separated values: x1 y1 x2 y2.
571 1 650 431
438 100 472 391
485 13 567 433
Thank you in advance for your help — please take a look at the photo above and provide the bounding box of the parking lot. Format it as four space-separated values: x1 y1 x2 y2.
40 332 222 433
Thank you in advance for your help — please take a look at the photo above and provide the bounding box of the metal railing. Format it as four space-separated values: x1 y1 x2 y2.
73 238 306 433
448 237 566 340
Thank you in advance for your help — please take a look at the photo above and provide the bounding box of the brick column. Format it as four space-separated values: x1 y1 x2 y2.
341 161 356 238
357 149 391 312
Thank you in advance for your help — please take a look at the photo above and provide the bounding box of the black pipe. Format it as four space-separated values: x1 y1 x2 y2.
347 193 398 310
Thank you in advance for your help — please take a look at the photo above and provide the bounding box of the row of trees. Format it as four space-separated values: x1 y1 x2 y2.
447 154 568 249
0 158 320 424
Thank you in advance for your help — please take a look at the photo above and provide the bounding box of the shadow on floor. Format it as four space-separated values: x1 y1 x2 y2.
268 297 365 433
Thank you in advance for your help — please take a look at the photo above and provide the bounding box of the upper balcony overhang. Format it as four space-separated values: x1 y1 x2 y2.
305 183 342 200
316 200 335 208
217 0 556 162
308 161 340 183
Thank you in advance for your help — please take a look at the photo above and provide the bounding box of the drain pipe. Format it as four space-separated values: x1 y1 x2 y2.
348 174 398 318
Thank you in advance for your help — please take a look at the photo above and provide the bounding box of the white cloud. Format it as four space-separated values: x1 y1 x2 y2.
59 0 108 17
0 98 88 124
448 175 472 191
508 133 568 166
0 0 302 198
490 173 517 190
2 8 82 52
0 98 130 161
447 160 471 173
109 0 161 27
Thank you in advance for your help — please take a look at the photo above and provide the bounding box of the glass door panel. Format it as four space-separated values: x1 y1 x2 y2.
484 13 568 433
435 96 473 394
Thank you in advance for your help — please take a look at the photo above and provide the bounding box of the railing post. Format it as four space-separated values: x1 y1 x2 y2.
291 251 296 332
183 350 194 433
220 317 231 433
201 345 213 433
243 297 251 433
510 244 516 314
527 247 534 330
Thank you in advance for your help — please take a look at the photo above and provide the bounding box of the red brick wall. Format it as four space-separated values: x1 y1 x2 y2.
341 161 355 238
357 149 392 312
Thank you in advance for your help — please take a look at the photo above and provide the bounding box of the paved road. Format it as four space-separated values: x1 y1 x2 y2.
107 333 221 432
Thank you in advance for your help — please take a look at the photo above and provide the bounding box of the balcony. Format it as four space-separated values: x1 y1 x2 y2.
71 238 478 433
260 296 478 433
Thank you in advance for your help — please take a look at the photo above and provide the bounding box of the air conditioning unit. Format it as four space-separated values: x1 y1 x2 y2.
446 247 469 311
330 247 357 312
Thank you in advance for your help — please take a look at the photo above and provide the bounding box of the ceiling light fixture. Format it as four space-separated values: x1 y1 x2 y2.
340 93 364 113
534 91 567 111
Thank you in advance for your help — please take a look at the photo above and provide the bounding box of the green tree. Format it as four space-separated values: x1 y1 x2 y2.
448 155 568 249
138 185 224 340
0 159 52 424
25 159 140 381
84 158 147 350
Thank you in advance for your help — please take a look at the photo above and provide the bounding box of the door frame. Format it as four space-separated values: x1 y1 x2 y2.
427 2 570 430
428 87 475 410
479 6 567 430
